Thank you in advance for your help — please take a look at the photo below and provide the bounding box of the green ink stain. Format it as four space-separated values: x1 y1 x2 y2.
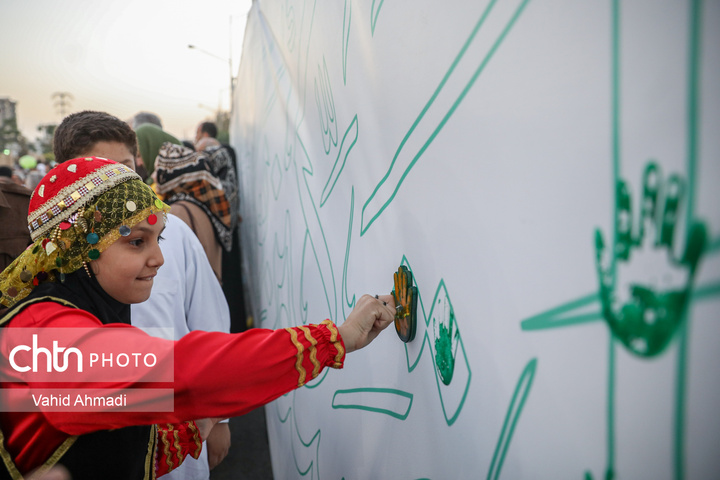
434 307 457 385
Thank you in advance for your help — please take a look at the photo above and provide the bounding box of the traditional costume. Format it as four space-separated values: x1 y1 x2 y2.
0 158 345 479
155 144 233 281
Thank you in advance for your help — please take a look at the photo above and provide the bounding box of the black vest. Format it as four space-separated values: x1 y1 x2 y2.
0 297 156 480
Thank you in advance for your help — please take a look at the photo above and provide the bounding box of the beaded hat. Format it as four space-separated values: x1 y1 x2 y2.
0 157 170 307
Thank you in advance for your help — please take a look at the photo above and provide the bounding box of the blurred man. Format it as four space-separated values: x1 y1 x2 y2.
194 121 219 151
131 111 163 130
0 165 32 271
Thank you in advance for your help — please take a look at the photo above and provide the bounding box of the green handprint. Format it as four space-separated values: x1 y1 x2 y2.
433 292 459 386
392 265 418 343
595 161 707 357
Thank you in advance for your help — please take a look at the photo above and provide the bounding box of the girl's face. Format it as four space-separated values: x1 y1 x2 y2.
90 218 165 304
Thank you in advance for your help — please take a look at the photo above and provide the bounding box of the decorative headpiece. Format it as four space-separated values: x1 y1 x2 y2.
0 157 170 307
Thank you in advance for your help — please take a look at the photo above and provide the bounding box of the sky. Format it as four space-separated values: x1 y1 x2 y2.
0 0 253 143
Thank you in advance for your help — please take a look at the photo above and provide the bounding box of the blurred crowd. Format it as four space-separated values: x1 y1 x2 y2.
0 155 49 191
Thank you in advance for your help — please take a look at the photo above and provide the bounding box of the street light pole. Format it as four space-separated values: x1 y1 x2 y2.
188 43 234 112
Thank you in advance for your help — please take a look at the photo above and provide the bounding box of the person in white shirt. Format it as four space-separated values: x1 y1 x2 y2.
132 214 231 480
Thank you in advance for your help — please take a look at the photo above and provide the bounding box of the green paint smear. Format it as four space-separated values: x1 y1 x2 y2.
434 310 457 385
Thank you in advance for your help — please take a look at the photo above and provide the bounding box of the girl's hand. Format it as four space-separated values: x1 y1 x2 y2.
338 294 396 353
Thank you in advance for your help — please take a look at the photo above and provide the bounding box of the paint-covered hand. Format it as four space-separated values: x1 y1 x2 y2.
394 267 413 336
594 162 707 357
393 265 418 342
339 294 396 353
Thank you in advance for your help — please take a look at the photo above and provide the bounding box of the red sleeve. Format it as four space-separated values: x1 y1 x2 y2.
155 421 203 477
168 319 346 420
1 302 345 436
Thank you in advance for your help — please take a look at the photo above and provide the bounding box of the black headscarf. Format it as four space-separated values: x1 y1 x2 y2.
18 269 130 325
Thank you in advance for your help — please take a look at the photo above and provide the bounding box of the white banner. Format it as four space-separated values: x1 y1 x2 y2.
230 1 720 478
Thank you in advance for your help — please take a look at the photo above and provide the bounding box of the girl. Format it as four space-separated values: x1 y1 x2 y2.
0 157 395 479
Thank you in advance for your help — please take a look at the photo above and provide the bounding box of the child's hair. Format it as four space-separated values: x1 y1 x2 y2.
54 111 138 164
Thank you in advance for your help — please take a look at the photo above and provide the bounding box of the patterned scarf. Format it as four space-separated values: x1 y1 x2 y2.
155 143 232 251
203 144 239 230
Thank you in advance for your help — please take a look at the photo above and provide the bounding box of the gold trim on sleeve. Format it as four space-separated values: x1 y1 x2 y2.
161 424 174 472
187 421 202 459
321 320 345 367
298 326 320 380
172 428 183 468
286 327 307 386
